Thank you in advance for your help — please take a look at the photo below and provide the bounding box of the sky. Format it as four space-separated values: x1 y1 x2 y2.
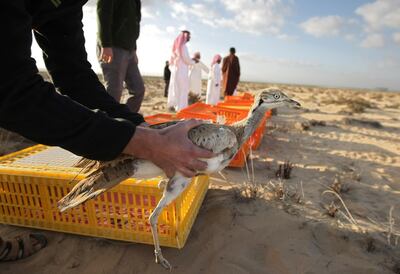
32 0 400 91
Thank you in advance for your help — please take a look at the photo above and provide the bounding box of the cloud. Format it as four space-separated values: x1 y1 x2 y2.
277 34 297 41
169 0 290 36
166 26 176 33
240 53 321 68
300 16 343 37
360 33 385 48
355 0 400 31
377 56 400 69
393 32 400 45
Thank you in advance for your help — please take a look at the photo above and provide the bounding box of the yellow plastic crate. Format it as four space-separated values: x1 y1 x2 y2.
0 145 209 248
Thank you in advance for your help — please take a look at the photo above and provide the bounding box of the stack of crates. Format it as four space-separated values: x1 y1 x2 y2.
144 91 271 167
0 145 209 248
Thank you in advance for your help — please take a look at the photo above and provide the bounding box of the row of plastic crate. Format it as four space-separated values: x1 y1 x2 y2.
0 145 209 248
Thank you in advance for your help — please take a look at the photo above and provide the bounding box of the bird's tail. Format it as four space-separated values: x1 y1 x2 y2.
58 157 136 212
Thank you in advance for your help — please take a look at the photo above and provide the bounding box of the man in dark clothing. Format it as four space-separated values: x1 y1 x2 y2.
163 61 171 97
222 47 241 96
97 0 145 113
0 0 213 260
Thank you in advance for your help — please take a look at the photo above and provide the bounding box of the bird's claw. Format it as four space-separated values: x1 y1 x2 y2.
155 250 172 270
158 179 168 190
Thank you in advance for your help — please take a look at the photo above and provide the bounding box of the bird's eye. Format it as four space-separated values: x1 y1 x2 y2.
273 94 280 99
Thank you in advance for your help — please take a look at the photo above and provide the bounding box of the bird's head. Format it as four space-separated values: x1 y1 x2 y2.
255 88 301 109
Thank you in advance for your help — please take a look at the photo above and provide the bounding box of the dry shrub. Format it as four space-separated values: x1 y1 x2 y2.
343 118 383 129
322 96 374 113
385 103 400 109
233 183 262 203
365 237 376 253
393 262 400 274
330 176 350 194
326 201 339 217
309 120 326 127
295 120 326 131
267 180 304 204
275 161 294 179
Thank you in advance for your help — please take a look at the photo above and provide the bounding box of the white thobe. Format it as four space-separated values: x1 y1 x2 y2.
167 45 194 111
189 61 209 95
206 63 221 105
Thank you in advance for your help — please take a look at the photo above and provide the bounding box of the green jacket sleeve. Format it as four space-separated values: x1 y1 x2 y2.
97 0 114 47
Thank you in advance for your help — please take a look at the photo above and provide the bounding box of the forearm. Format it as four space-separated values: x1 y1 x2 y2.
123 127 159 159
0 73 135 161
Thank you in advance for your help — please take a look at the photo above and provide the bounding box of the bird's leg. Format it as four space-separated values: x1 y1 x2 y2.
149 174 191 270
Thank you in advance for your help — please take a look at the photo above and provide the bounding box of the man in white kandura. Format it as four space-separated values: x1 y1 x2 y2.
206 54 222 105
167 30 194 111
189 52 209 97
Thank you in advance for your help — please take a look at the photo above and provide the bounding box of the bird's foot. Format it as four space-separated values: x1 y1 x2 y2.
155 249 172 270
158 179 168 190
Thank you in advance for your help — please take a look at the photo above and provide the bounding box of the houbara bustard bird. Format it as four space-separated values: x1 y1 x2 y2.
58 88 301 269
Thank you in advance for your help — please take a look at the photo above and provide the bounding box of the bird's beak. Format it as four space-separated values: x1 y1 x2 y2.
286 98 301 108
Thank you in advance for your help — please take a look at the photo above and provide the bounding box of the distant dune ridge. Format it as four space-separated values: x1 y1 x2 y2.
1 76 400 273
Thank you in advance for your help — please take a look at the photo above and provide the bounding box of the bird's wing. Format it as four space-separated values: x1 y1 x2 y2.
188 124 238 154
60 121 237 212
58 156 137 212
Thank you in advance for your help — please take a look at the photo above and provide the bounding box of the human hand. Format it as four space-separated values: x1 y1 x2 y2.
101 47 113 63
123 120 214 178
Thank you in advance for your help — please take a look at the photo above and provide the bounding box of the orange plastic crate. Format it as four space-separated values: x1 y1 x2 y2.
224 92 254 102
217 102 271 150
145 113 176 125
177 102 248 125
228 141 251 168
0 145 209 248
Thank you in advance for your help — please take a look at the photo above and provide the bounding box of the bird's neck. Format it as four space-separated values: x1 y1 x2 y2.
236 104 269 146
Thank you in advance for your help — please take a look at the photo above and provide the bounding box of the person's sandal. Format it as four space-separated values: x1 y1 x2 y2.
0 233 47 262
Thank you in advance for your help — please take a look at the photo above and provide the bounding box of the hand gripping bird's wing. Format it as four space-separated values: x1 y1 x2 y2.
58 121 181 212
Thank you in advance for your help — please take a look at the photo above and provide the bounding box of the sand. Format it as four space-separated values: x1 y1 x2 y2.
1 76 400 274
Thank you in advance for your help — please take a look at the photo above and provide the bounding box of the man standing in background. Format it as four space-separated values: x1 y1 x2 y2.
206 54 222 105
167 31 195 111
97 0 145 112
222 47 240 96
163 61 171 97
189 52 209 97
